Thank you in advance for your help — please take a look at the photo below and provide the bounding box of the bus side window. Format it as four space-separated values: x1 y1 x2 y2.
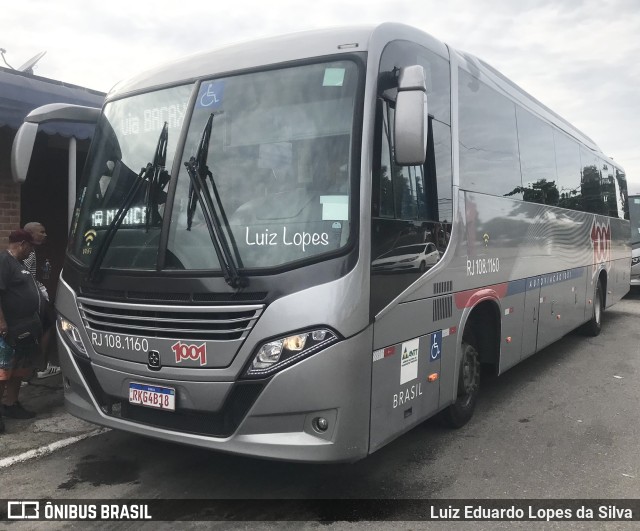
515 107 558 206
554 130 582 211
615 168 629 220
458 69 521 199
580 147 607 215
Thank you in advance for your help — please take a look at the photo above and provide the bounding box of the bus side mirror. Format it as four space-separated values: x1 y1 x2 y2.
11 103 101 183
393 65 428 166
11 122 39 184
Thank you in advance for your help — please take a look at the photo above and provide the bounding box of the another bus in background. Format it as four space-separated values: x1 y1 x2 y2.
629 194 640 287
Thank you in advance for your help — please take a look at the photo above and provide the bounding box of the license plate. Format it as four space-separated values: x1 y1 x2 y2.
129 382 176 411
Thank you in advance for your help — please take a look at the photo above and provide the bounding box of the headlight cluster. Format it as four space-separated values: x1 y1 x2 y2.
59 317 87 356
632 256 640 266
244 328 339 378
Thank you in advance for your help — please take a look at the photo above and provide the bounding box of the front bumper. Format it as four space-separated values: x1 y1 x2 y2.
57 326 373 463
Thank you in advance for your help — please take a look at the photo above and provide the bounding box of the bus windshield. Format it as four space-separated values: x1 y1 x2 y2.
69 59 360 273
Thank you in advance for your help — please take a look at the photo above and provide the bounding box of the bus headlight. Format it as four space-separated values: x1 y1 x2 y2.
244 328 339 378
59 317 87 356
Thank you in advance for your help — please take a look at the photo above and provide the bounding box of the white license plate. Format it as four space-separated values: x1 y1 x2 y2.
129 382 176 411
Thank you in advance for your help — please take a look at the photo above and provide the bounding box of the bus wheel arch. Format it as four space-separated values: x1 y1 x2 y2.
440 299 500 428
463 299 501 368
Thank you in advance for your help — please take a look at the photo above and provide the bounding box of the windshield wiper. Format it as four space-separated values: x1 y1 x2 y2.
184 113 243 288
144 123 169 231
88 122 169 283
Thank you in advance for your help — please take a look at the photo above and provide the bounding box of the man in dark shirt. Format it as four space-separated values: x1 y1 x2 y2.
0 229 41 432
23 222 61 379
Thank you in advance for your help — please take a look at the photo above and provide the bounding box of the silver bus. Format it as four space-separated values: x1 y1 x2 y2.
12 23 630 462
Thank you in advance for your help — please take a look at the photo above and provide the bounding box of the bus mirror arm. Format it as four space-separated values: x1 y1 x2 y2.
393 65 428 166
11 103 101 183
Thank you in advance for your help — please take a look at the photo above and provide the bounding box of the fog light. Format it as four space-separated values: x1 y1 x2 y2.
313 417 328 432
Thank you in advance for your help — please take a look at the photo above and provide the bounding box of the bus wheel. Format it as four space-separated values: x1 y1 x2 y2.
582 280 603 337
440 335 480 428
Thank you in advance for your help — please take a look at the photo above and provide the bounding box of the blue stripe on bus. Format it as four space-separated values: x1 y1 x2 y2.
507 267 585 296
506 279 528 296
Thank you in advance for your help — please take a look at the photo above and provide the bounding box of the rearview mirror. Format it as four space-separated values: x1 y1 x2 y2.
394 65 428 166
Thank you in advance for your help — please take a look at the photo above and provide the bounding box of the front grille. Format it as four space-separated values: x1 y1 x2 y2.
128 291 191 302
78 297 264 341
74 355 264 437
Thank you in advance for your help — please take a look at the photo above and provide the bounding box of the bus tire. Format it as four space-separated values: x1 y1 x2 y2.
582 280 603 337
439 334 480 428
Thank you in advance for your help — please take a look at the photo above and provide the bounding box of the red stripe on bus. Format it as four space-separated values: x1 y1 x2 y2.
454 283 509 309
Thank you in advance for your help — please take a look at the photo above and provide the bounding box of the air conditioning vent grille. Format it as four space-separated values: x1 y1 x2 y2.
433 296 453 321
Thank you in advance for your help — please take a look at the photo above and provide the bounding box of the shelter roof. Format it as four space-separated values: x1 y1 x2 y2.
0 66 104 139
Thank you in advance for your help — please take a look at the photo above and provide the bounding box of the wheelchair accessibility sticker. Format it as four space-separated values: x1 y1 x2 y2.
430 330 442 362
197 81 225 109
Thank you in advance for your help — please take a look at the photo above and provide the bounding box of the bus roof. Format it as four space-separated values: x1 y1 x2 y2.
107 23 453 98
107 22 612 164
108 25 379 99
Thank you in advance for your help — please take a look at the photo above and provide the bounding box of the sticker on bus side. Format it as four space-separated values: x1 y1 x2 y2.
591 217 611 277
400 338 419 385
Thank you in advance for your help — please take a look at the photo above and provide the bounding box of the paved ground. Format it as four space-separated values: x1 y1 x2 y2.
2 290 640 529
0 372 101 466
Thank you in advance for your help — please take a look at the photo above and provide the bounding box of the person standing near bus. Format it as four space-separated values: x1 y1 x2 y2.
23 222 61 379
0 230 41 432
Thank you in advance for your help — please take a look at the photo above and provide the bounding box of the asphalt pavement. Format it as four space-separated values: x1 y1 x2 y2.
0 371 102 468
1 290 639 529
